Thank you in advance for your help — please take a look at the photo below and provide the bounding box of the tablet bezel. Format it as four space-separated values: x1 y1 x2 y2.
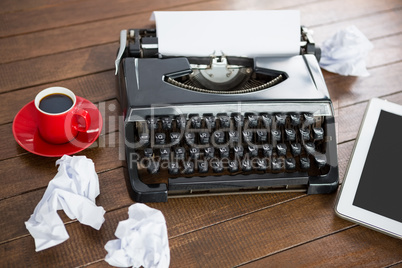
335 98 402 239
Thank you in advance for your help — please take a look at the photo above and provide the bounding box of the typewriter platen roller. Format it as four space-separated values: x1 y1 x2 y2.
116 27 338 203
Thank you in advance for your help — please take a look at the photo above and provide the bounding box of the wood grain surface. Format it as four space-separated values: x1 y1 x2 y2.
1 0 402 267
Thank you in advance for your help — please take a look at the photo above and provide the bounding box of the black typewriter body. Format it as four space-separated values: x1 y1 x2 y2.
116 28 339 203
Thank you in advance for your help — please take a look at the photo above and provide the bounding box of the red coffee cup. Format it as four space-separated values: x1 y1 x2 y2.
34 87 91 144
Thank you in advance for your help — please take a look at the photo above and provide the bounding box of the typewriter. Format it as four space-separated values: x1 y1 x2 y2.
115 26 339 203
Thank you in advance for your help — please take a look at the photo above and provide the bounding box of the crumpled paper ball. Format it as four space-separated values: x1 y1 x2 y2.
25 155 105 252
319 25 373 76
105 203 170 268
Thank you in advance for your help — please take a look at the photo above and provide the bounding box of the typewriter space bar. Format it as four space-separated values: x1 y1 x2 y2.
168 172 309 193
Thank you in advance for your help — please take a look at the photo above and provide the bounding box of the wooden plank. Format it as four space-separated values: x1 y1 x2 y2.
335 92 402 183
0 70 115 125
0 0 203 37
0 44 116 93
243 226 402 267
299 0 402 27
337 140 355 183
0 2 400 93
0 132 122 200
325 61 402 108
155 193 305 238
0 167 130 244
0 0 318 64
0 208 125 267
337 90 402 144
1 1 401 65
312 9 402 45
368 33 402 68
1 193 346 267
167 193 350 267
0 13 153 64
0 0 74 14
0 172 303 244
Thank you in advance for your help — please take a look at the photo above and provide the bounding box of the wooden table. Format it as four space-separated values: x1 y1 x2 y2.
1 0 402 267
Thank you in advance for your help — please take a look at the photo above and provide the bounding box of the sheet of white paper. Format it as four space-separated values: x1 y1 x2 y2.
152 10 300 57
105 203 170 268
25 155 106 252
319 25 373 76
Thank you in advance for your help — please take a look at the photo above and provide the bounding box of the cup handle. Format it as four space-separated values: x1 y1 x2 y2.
73 109 91 132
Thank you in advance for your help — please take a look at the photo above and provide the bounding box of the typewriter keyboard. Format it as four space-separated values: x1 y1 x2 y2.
131 113 330 185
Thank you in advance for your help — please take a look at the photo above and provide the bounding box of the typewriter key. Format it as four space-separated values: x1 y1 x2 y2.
144 148 153 158
160 148 170 160
290 114 301 126
256 158 267 171
300 157 310 169
204 147 215 158
242 130 253 142
139 132 149 144
211 159 223 173
313 127 324 140
183 161 195 174
199 131 210 144
290 143 301 156
257 130 267 142
285 157 296 170
275 114 287 125
303 113 315 125
205 115 216 129
247 114 258 127
304 142 315 154
277 143 287 156
248 145 258 157
314 154 327 168
285 128 296 141
233 114 244 128
147 161 160 174
176 116 186 129
219 115 230 128
198 161 208 173
214 130 225 144
170 132 180 143
190 147 200 159
262 144 273 157
162 117 172 129
185 132 195 144
271 129 281 141
234 145 244 157
241 158 252 172
191 116 201 128
299 128 310 141
228 160 239 172
147 117 158 129
168 162 179 174
155 133 166 144
228 131 239 143
261 114 272 127
272 157 285 171
175 147 185 159
219 146 229 158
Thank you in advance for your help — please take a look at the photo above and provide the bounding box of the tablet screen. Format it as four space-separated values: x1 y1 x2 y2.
353 110 402 223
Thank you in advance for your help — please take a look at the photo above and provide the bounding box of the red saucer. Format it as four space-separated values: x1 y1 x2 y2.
12 96 103 157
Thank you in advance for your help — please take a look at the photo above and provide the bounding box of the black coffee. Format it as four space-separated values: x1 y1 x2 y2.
39 93 74 114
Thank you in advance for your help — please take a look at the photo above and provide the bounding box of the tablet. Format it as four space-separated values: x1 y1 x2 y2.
335 98 402 239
